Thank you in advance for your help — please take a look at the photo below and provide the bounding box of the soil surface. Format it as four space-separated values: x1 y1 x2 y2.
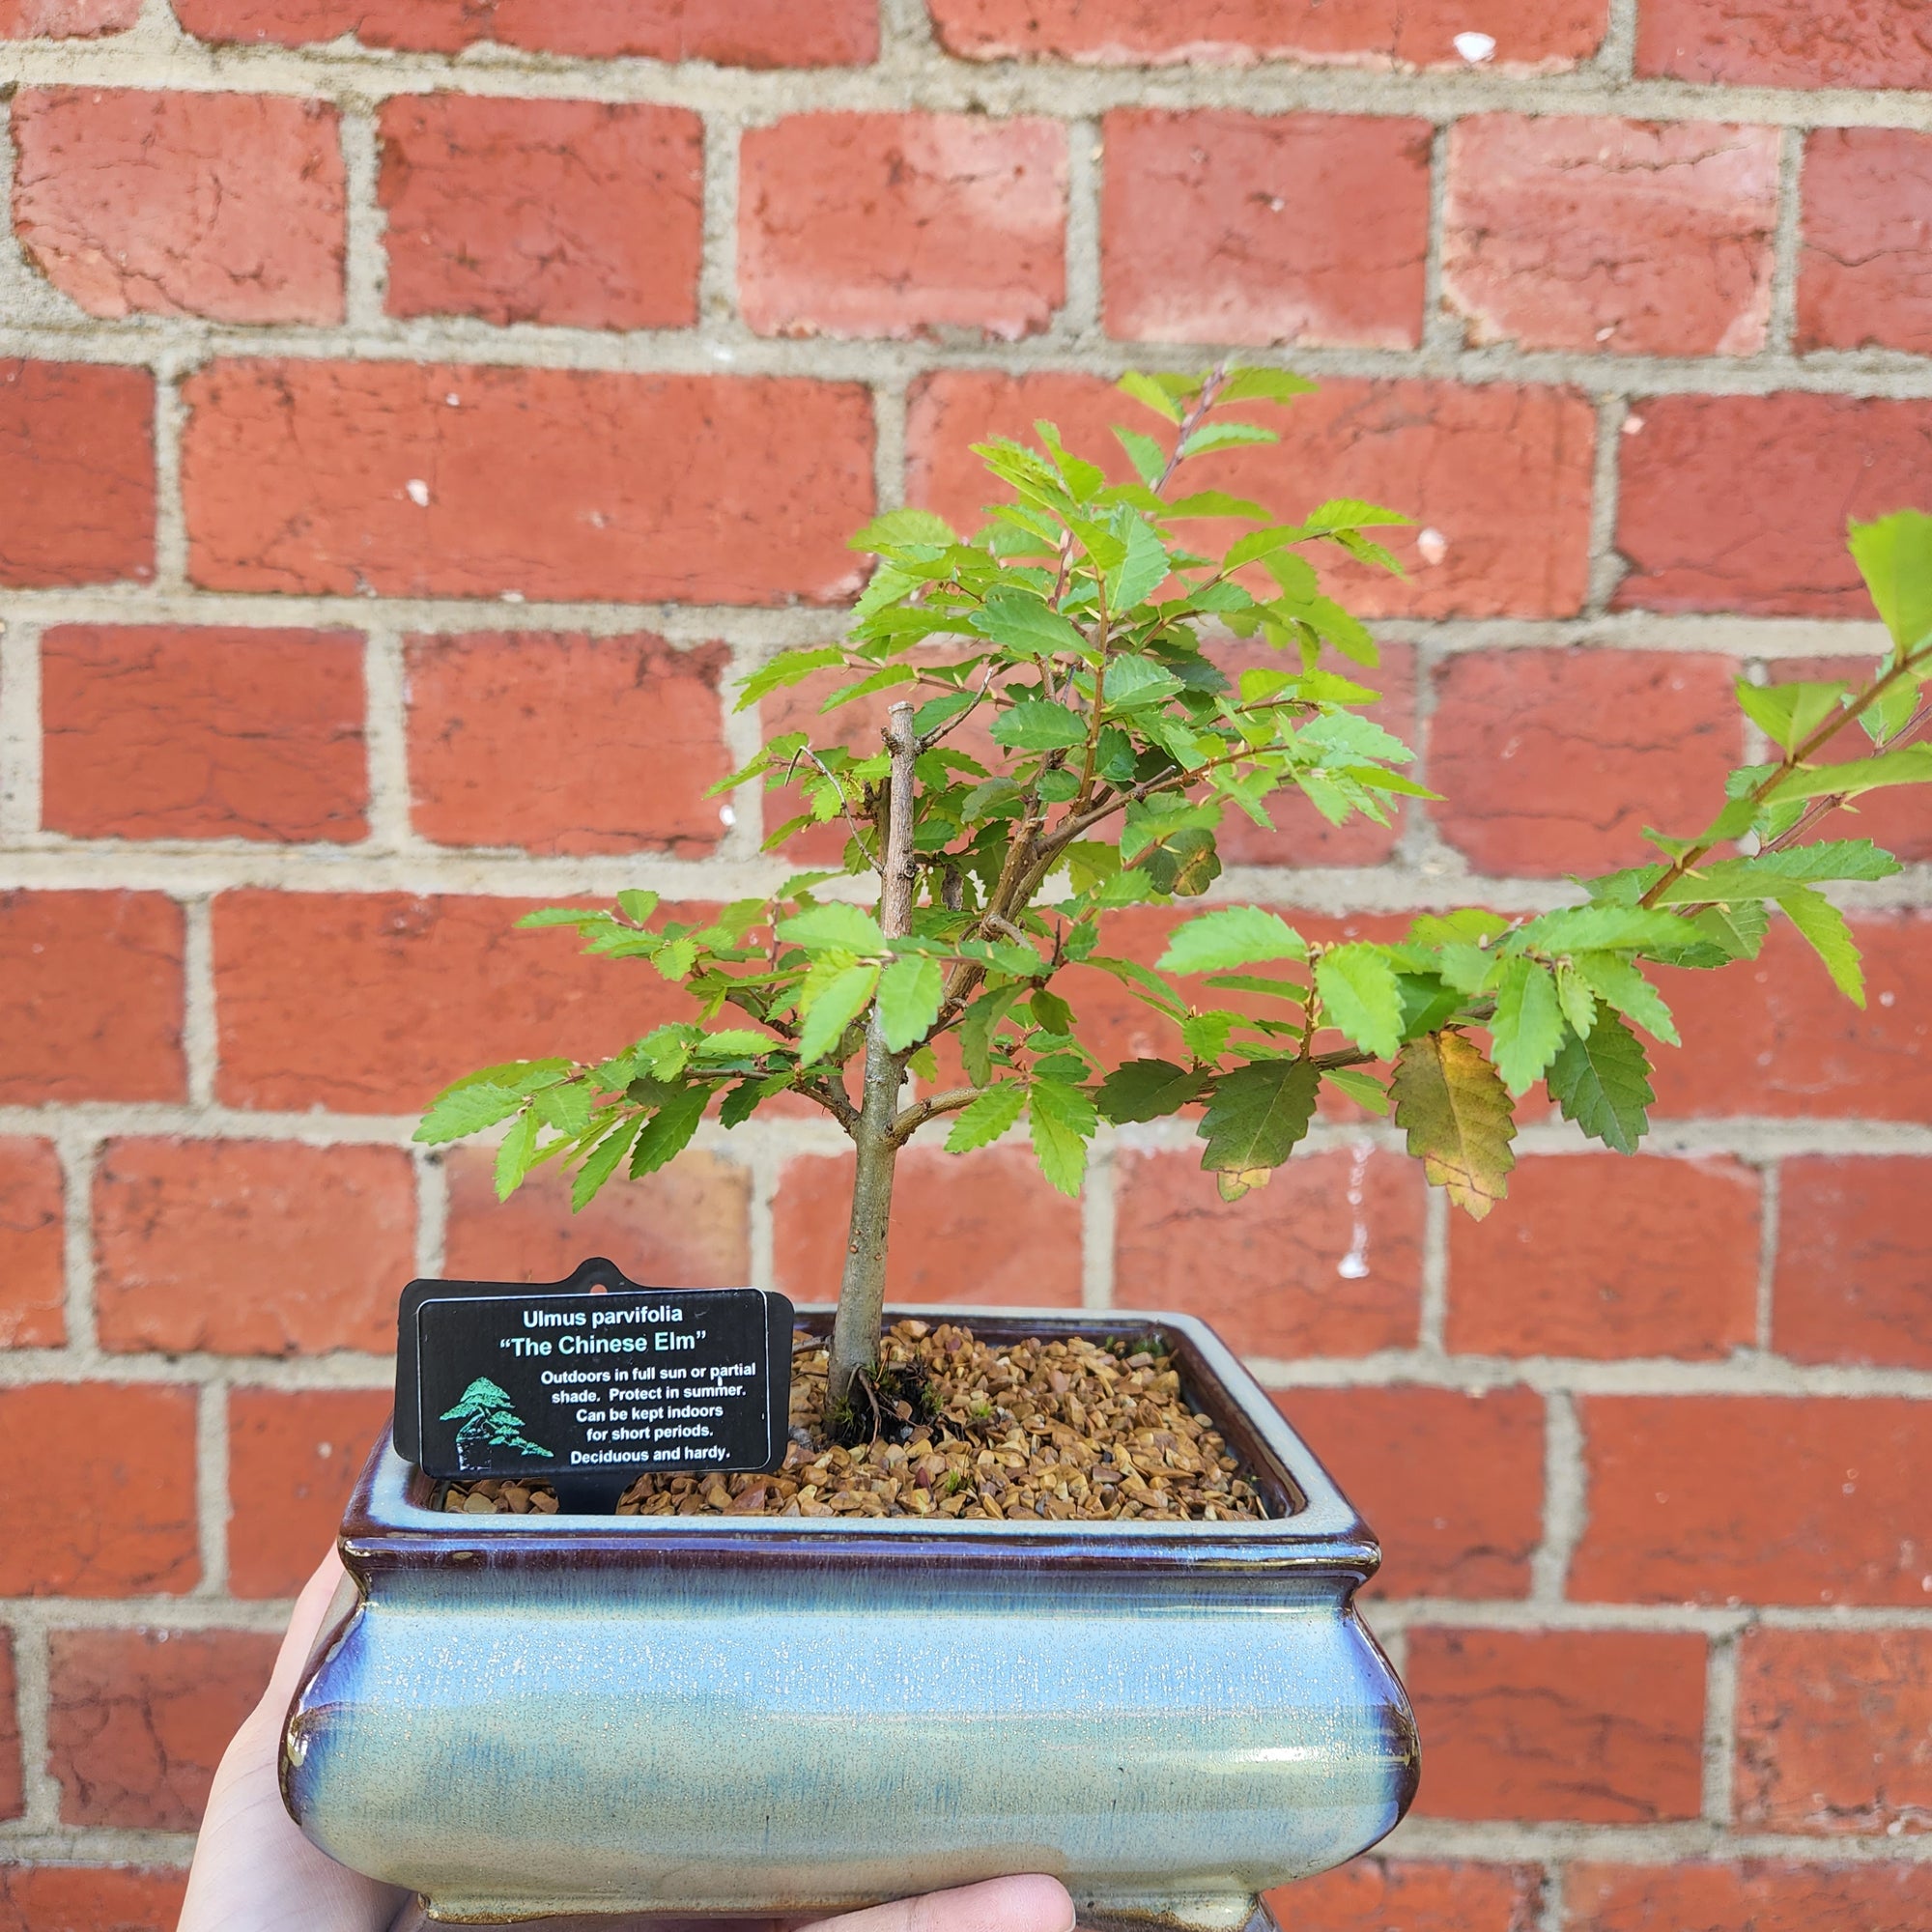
440 1320 1268 1521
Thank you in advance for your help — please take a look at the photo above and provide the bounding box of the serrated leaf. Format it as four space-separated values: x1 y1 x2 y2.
1315 943 1403 1060
821 664 919 712
616 889 659 925
1736 677 1852 753
1179 421 1279 458
492 1107 540 1201
1157 906 1308 976
1301 497 1412 531
1118 371 1184 424
1101 653 1184 710
850 507 956 553
1489 957 1566 1095
1849 508 1932 656
1546 1009 1653 1155
778 903 887 955
572 1113 643 1210
960 986 1021 1086
735 646 845 712
992 700 1088 751
1571 952 1680 1046
1554 962 1597 1038
692 1029 778 1060
1516 905 1703 953
876 953 945 1051
1649 840 1903 902
417 1063 561 1145
945 1083 1026 1152
1112 423 1167 487
629 1085 706 1178
517 906 611 930
1108 513 1171 611
970 589 1091 659
1390 1032 1517 1220
1165 490 1273 521
1323 1066 1388 1113
1028 1078 1097 1197
1216 367 1318 406
1762 742 1932 804
796 962 879 1064
1776 885 1865 1005
1197 1058 1319 1177
1095 1058 1204 1124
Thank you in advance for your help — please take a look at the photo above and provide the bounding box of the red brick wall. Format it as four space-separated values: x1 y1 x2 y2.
2 6 1930 1927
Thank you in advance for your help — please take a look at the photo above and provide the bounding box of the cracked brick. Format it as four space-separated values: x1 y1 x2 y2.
741 114 1066 342
1443 115 1779 356
41 625 366 844
0 1865 188 1929
379 98 702 330
1569 1861 1932 1931
47 1628 275 1831
0 0 139 37
1270 1860 1542 1932
1637 0 1932 88
0 1137 64 1350
405 632 730 856
1798 128 1932 354
1775 1156 1932 1369
11 89 344 325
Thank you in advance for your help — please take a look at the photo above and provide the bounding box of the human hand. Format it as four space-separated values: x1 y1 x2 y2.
181 1548 1077 1932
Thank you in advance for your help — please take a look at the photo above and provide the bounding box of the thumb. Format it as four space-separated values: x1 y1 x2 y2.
795 1876 1076 1932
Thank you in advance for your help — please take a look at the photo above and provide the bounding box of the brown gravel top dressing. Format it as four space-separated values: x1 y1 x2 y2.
440 1320 1268 1522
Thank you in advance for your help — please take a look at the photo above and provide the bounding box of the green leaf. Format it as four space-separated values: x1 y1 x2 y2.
692 1029 778 1061
1165 490 1273 521
1848 508 1932 655
820 664 918 712
1216 367 1318 406
1547 1010 1653 1156
1117 371 1184 424
1736 678 1852 753
1112 423 1168 488
1390 1031 1517 1220
946 1083 1026 1153
1515 905 1703 954
1095 1058 1205 1124
1301 497 1412 531
1108 514 1171 611
876 953 946 1051
629 1085 706 1178
735 646 844 711
1029 985 1075 1035
960 987 1020 1085
797 962 880 1064
778 903 887 954
1648 840 1903 902
616 889 659 925
1197 1058 1320 1181
992 700 1088 752
1179 421 1279 458
1323 1066 1388 1114
1028 1078 1098 1197
1571 952 1680 1046
970 590 1091 659
1135 826 1221 896
417 1061 568 1144
1762 742 1932 804
1554 962 1597 1038
1776 885 1865 1006
1157 906 1308 975
572 1113 643 1210
1103 653 1184 710
850 507 956 553
493 1107 540 1201
1315 943 1403 1060
1489 957 1565 1095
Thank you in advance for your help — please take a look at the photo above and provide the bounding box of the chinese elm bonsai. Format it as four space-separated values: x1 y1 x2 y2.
417 364 1932 1423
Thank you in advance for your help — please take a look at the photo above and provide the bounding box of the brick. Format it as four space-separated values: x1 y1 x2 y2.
1428 648 1743 876
379 99 700 330
773 1146 1081 1307
0 1384 197 1596
1636 0 1932 87
94 1139 413 1356
41 625 366 843
213 891 705 1114
0 893 184 1103
907 371 1595 620
443 1145 751 1288
1775 1157 1932 1369
1568 1861 1932 1932
741 114 1065 342
1447 1154 1759 1361
0 360 153 587
11 89 343 325
1406 1628 1706 1822
227 1386 392 1598
1267 1861 1541 1932
1101 110 1429 349
1799 129 1932 354
1616 394 1932 616
931 0 1606 70
1644 914 1932 1122
1210 640 1417 867
173 0 875 60
0 1631 17 1821
0 1137 65 1348
1572 1395 1932 1605
0 0 139 33
1736 1631 1932 1834
0 1866 188 1932
1443 115 1777 356
182 362 872 605
47 1628 276 1830
406 632 729 856
1114 1148 1422 1357
1275 1385 1543 1599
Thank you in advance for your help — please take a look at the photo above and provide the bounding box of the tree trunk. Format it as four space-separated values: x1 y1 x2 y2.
827 700 920 1411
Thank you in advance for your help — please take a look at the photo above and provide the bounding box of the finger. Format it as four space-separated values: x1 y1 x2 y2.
261 1545 351 1711
796 1875 1076 1932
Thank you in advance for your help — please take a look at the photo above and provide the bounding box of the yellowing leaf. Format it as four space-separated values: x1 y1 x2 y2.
1390 1031 1517 1220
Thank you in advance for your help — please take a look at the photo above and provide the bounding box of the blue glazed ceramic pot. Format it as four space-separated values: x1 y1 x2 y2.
282 1306 1417 1928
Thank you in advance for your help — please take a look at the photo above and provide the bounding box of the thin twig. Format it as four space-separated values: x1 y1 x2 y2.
782 745 884 875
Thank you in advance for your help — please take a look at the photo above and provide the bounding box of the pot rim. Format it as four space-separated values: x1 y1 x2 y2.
341 1303 1379 1582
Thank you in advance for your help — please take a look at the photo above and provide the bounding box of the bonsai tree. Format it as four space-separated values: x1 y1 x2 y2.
441 1378 553 1469
417 365 1932 1416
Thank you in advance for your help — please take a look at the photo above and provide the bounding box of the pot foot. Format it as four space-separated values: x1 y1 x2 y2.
1071 1894 1275 1932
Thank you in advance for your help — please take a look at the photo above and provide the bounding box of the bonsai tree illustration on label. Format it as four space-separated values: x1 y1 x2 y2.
417 366 1932 1423
441 1378 554 1470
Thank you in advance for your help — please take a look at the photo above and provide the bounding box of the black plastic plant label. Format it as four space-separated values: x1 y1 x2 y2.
393 1257 792 1482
